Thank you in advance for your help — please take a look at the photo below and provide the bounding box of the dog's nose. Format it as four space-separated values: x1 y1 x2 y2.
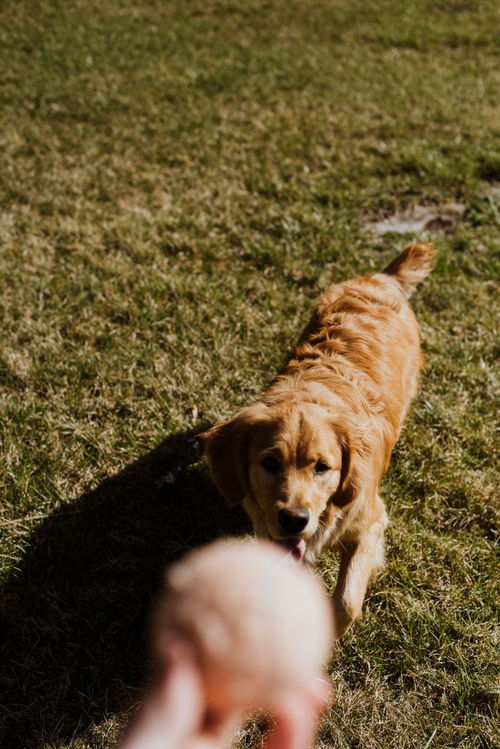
278 508 310 535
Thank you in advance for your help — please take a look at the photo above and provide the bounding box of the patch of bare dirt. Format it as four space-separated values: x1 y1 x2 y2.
364 202 467 235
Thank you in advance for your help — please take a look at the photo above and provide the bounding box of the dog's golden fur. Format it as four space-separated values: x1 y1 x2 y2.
203 243 434 636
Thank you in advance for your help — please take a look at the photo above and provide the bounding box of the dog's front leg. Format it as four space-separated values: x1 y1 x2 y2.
332 520 386 637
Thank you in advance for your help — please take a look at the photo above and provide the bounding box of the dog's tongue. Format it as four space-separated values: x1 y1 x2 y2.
275 537 306 562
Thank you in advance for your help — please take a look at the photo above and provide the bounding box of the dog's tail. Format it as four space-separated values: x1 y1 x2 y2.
382 242 435 298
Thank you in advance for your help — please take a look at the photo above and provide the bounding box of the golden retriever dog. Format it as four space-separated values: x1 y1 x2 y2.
203 243 434 636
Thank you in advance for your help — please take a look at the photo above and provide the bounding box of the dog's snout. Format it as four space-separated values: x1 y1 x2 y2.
278 507 310 534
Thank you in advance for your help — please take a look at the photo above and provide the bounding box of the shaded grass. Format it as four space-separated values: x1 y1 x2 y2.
0 1 499 747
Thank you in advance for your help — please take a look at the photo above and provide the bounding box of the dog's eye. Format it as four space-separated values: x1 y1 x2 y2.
314 461 330 474
260 456 280 473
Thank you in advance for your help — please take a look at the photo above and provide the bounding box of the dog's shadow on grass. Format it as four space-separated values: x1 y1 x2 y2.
0 427 250 749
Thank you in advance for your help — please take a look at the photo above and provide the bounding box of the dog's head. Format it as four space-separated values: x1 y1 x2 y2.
203 402 367 560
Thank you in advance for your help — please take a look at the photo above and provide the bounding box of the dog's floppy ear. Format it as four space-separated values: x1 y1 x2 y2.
331 421 372 508
331 430 355 507
201 404 269 505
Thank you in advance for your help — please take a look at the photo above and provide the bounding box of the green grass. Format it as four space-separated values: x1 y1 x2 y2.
0 1 499 747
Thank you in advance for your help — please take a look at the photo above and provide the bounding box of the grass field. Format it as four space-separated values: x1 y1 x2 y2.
1 1 499 747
